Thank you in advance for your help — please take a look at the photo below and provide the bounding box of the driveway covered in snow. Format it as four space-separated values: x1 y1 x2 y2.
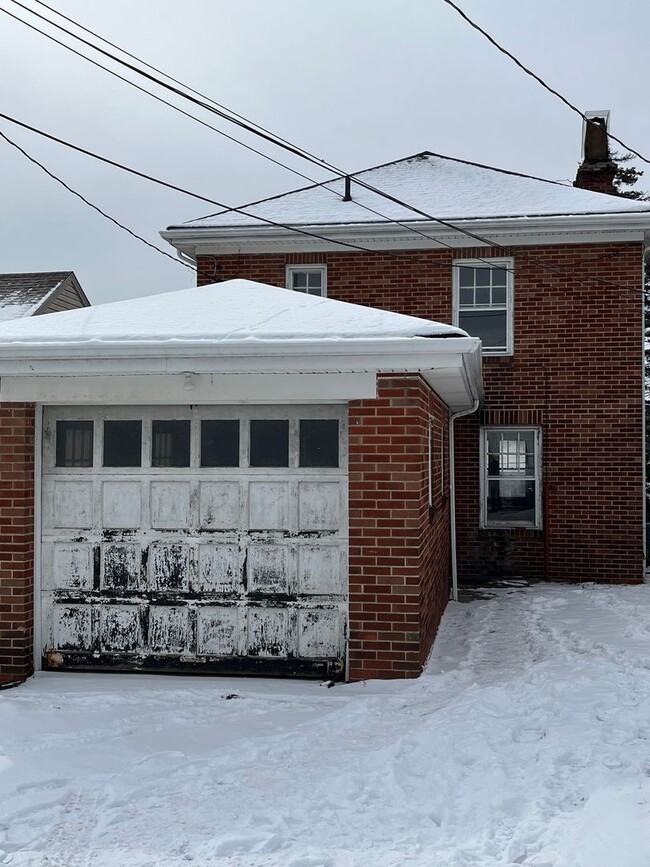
1 584 649 867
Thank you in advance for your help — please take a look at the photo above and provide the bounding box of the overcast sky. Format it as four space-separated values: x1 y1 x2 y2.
1 0 649 304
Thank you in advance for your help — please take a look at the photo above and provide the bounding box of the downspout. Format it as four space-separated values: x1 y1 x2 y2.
449 399 480 602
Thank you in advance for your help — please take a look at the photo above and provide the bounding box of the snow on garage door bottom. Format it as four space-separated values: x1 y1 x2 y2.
40 406 348 678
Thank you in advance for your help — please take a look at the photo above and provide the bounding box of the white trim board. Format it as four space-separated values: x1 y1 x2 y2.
1 372 378 405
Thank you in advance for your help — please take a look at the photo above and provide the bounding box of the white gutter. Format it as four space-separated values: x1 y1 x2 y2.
449 399 481 603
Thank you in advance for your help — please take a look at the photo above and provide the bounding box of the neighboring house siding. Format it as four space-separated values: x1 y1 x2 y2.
348 377 451 680
39 283 87 314
198 241 645 585
0 404 35 684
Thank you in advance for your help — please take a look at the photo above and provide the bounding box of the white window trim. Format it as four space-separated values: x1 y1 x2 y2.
452 257 514 356
285 264 327 297
479 426 542 529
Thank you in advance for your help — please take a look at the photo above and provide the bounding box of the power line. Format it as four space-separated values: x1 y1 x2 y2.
440 0 650 166
0 128 193 270
5 0 333 175
0 110 642 296
3 3 646 291
30 0 309 160
0 110 424 259
4 0 586 282
0 6 532 279
0 3 328 189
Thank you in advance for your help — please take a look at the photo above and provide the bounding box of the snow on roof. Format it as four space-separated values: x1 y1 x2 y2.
0 279 464 346
170 152 650 231
0 272 71 322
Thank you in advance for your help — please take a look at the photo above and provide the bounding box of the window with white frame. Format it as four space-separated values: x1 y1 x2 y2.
286 265 326 297
453 258 513 354
481 427 541 528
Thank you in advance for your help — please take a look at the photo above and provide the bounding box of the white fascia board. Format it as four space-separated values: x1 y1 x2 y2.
161 212 650 256
1 372 378 404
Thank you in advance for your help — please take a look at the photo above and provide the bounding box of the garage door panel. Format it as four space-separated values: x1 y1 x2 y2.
150 481 191 530
52 481 94 529
53 603 92 651
298 545 343 595
148 606 190 655
149 544 190 591
102 543 142 591
199 482 240 530
247 608 290 657
100 604 143 652
196 543 240 593
249 481 289 530
196 606 240 655
46 542 93 590
102 481 141 529
247 544 292 594
298 482 341 531
297 609 342 658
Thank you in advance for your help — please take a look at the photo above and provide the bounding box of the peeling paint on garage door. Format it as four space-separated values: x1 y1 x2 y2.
40 406 348 678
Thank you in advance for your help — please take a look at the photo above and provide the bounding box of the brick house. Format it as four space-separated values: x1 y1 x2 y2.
1 132 649 684
160 142 650 592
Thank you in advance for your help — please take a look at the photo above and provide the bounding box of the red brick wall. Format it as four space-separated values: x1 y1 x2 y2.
199 241 645 585
347 376 450 680
0 403 35 684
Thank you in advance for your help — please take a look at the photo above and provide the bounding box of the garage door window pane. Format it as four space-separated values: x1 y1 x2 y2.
250 420 289 467
56 420 93 467
152 420 190 467
201 420 240 467
103 420 142 467
299 419 339 467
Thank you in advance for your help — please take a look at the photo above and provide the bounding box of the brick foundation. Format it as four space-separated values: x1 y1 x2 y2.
0 403 35 684
347 376 450 680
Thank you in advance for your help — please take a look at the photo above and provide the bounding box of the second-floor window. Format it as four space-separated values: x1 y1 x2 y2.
286 265 326 297
453 258 513 355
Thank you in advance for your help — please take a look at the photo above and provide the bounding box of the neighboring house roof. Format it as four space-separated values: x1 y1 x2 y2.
0 279 483 412
0 272 90 322
167 152 650 230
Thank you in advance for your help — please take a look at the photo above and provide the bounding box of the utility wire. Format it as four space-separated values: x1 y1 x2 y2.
0 110 642 296
0 110 422 259
0 3 547 279
440 0 650 166
0 4 328 188
8 0 575 192
4 2 647 291
5 0 587 286
3 0 594 283
4 0 332 174
0 128 193 270
30 0 309 159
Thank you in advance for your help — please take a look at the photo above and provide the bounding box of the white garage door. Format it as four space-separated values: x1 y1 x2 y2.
40 405 348 678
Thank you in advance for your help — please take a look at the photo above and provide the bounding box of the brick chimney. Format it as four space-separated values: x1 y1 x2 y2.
574 110 617 195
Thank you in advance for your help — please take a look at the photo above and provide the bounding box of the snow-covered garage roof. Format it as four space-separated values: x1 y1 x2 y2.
0 280 482 412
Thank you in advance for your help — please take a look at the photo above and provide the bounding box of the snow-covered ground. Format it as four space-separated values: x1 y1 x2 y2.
1 583 650 867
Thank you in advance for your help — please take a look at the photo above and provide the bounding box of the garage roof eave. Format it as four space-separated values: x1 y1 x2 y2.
0 334 481 365
0 335 483 412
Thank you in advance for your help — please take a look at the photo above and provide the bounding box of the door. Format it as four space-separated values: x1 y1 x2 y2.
40 405 348 677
